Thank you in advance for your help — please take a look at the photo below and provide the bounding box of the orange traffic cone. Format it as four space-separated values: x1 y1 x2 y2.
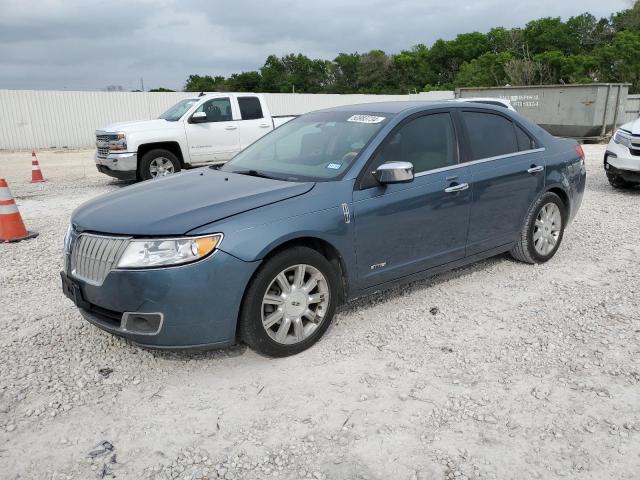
31 151 46 183
0 178 38 242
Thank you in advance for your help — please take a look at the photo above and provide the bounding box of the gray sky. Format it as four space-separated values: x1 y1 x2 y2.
0 0 632 91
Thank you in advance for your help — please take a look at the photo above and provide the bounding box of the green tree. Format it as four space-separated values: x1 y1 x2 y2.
357 50 392 93
597 30 640 92
226 71 262 92
329 53 360 93
149 87 175 92
184 74 227 92
455 52 512 87
524 17 577 54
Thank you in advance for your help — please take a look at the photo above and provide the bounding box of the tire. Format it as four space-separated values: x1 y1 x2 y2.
239 246 338 357
510 192 566 264
138 149 181 181
606 171 635 189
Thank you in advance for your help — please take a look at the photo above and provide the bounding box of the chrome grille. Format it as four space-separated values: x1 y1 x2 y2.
96 133 117 159
70 234 130 285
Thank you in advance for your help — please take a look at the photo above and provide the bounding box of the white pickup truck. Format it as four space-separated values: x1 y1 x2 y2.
95 93 295 181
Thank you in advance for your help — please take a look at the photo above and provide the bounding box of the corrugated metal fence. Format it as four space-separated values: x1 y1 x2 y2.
0 90 453 150
623 94 640 124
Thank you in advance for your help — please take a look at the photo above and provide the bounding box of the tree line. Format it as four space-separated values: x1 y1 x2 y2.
179 2 640 94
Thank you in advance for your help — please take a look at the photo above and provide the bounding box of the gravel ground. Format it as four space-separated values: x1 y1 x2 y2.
0 145 639 480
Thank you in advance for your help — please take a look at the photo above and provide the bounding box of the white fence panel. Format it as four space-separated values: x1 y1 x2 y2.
0 90 454 150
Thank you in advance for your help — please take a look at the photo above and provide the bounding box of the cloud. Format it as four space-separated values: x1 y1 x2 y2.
0 0 630 90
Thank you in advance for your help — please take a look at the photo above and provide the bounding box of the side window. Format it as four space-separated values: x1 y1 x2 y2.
375 113 458 174
194 98 233 122
461 111 518 160
238 97 264 120
515 124 536 151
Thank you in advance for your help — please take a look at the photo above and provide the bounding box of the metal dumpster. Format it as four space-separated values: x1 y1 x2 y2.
456 83 629 139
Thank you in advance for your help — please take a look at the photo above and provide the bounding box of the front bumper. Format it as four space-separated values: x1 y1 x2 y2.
62 250 261 349
95 151 138 179
604 141 640 172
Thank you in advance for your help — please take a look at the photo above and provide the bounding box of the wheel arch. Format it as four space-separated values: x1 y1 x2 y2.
137 142 185 168
545 185 570 216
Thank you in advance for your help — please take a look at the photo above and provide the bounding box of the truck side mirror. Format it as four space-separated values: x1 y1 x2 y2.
190 111 207 123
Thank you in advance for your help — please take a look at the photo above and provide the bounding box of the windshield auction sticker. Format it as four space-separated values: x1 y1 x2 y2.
347 115 386 124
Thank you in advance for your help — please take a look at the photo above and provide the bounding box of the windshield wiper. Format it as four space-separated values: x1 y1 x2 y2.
231 169 278 180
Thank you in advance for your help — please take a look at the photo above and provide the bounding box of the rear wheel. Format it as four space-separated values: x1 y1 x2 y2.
511 192 566 264
239 247 338 357
139 149 181 181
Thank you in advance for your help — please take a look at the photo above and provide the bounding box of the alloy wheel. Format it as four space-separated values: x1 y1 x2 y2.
149 157 175 178
261 264 330 345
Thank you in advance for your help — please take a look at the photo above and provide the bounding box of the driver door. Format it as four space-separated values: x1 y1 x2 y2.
186 97 240 164
352 111 472 289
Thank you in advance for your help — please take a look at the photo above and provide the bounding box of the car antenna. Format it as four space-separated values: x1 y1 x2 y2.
199 91 205 97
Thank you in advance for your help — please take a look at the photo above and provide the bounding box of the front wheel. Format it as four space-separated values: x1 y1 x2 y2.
139 149 181 181
239 247 338 357
510 192 566 264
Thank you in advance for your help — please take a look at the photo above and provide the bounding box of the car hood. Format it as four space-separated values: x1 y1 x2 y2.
619 119 640 135
97 119 172 134
72 169 315 236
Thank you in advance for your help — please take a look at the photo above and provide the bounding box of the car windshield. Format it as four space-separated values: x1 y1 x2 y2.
221 111 388 181
159 99 199 121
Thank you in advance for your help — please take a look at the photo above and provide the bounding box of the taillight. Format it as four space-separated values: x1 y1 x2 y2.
575 144 585 161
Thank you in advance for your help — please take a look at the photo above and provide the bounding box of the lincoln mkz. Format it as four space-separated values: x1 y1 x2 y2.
62 102 586 356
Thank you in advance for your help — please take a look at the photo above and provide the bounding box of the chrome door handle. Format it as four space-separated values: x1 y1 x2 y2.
527 165 544 174
444 183 469 193
225 126 237 130
259 124 271 128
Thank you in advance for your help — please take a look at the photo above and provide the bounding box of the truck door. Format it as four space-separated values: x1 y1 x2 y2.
237 96 273 149
186 97 240 163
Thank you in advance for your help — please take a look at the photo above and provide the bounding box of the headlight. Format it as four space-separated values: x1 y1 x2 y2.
613 129 632 149
109 132 127 151
116 234 222 269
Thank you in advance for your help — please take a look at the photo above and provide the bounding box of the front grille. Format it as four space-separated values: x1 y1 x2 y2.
97 146 110 159
96 133 117 159
70 234 130 285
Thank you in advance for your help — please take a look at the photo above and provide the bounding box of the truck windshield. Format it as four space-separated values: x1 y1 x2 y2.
159 99 199 121
221 111 388 181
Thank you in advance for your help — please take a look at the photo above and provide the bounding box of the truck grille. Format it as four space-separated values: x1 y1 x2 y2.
96 133 117 159
70 234 130 285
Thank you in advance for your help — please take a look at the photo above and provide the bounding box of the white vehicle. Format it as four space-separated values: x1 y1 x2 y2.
605 120 640 188
95 93 295 181
451 97 516 111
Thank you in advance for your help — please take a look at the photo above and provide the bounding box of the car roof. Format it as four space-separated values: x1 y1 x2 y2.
316 101 457 115
315 100 512 116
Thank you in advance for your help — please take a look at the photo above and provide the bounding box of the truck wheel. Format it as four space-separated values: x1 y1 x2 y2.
510 192 566 264
606 171 634 189
139 149 181 181
239 247 338 357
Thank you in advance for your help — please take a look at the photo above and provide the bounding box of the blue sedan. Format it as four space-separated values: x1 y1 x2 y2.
62 102 586 357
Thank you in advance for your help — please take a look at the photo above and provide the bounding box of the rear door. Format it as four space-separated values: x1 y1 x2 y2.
237 95 273 149
458 109 545 255
353 111 472 288
186 97 240 163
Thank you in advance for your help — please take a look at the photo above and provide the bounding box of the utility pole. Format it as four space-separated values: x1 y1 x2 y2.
140 77 144 91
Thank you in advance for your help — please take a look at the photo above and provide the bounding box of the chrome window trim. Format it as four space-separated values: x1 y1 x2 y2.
414 147 546 178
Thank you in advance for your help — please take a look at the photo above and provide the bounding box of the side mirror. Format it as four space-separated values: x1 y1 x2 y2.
373 161 414 184
190 111 207 123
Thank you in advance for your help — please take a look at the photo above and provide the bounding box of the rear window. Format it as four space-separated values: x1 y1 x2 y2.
515 124 536 151
238 97 264 120
461 111 518 160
